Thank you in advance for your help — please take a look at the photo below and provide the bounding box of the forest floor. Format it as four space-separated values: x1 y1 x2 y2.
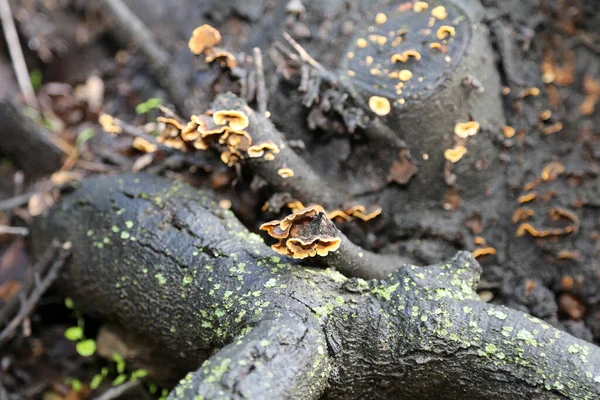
0 0 599 399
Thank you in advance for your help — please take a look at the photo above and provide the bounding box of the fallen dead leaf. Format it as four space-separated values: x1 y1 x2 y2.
387 151 418 185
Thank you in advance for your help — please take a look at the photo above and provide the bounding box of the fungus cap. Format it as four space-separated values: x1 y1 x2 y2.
431 5 448 19
278 168 295 178
368 96 391 116
99 114 122 135
502 125 515 138
188 24 222 55
213 110 250 131
132 137 157 153
454 121 480 138
413 2 429 12
444 145 467 163
205 51 238 69
436 25 456 40
247 141 280 158
260 206 341 259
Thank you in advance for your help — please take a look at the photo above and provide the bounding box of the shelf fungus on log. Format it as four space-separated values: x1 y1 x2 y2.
260 206 341 259
339 0 505 200
261 206 403 279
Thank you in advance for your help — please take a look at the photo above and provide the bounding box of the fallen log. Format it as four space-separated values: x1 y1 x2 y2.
32 174 600 399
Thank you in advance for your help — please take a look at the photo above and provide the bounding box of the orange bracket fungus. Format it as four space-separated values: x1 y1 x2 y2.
188 24 222 55
247 141 280 160
204 51 237 69
213 110 250 131
260 206 341 259
260 206 401 280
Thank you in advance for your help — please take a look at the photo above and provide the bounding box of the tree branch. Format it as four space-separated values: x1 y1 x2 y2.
168 314 328 400
31 174 600 399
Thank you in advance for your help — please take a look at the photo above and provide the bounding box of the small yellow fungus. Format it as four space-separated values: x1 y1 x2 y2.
368 96 392 116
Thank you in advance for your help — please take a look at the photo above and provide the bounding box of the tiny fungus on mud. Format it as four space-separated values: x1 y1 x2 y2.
517 193 537 204
541 162 565 181
502 125 515 138
436 25 456 40
260 206 341 259
512 207 535 223
277 168 294 178
398 70 413 81
522 87 541 97
98 114 122 134
431 5 448 19
188 24 222 55
473 247 497 259
539 109 552 120
543 122 563 135
413 2 429 12
368 96 391 116
132 137 157 153
391 50 422 63
444 145 467 163
454 121 480 138
375 12 387 24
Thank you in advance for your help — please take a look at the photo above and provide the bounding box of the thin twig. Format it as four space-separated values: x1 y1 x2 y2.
115 118 174 154
282 32 338 84
0 241 71 345
101 0 190 116
0 225 29 236
253 47 268 115
0 192 35 211
0 0 38 109
93 381 147 400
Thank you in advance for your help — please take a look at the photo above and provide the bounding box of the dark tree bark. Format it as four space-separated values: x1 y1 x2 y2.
0 99 64 178
32 174 600 399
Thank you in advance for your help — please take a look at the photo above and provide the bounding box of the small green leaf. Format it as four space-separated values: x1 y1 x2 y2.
135 98 162 114
65 378 82 392
90 374 103 390
130 369 148 381
65 297 74 309
76 339 97 357
77 128 96 147
64 326 83 341
148 383 157 394
112 374 127 386
30 69 42 91
113 352 126 374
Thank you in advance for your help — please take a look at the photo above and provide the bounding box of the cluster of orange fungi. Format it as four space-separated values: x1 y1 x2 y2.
286 201 381 223
260 206 341 259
